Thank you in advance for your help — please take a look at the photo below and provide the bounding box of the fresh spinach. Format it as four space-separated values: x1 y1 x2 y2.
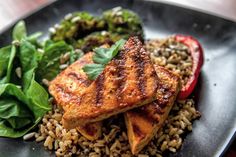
36 40 71 81
12 21 27 41
0 21 50 138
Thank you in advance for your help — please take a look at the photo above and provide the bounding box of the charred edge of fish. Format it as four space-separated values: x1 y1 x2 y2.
157 83 174 109
82 123 97 136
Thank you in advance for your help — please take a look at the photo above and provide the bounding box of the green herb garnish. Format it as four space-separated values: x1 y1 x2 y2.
83 39 126 80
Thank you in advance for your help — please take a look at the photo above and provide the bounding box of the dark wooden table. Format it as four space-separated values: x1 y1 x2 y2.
0 0 235 156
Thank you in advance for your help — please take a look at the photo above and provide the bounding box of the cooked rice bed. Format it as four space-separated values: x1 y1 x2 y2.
35 99 200 157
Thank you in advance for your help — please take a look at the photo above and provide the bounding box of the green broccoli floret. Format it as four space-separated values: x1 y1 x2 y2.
103 7 144 39
50 12 106 43
75 31 123 52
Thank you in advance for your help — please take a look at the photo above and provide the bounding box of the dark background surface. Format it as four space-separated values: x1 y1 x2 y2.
0 0 236 156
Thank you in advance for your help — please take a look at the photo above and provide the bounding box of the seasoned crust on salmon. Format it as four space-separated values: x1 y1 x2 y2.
124 65 181 155
62 36 158 128
49 52 93 111
49 52 102 140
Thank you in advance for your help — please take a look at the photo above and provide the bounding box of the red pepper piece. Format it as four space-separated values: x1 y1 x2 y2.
174 35 204 100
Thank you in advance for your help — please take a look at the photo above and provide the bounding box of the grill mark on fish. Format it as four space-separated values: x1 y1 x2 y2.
115 49 127 102
95 73 105 107
132 123 145 139
67 72 91 86
132 46 147 100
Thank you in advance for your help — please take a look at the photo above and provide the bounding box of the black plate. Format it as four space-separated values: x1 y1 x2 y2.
0 0 236 157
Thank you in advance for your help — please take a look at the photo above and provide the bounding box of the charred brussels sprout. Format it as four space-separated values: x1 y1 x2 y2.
75 31 123 52
103 7 144 38
50 12 106 43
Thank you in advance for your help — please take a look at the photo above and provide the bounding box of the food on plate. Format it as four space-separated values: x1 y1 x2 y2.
0 6 204 157
125 65 181 154
49 52 102 140
103 7 144 38
51 7 144 49
62 36 158 128
174 35 203 99
50 12 106 43
147 35 204 99
75 31 122 52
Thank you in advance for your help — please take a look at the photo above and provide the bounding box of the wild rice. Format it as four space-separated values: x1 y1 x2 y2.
146 37 193 86
35 38 200 156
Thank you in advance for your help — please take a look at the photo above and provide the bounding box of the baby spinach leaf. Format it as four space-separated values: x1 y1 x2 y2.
26 32 42 45
19 39 42 91
0 118 40 138
12 21 27 41
0 46 12 78
0 46 16 84
0 99 32 129
25 79 51 119
36 40 71 81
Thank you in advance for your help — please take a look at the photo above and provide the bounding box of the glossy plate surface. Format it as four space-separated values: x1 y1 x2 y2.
0 0 236 156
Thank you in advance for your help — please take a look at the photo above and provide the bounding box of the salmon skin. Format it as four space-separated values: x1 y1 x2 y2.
124 65 181 155
49 52 102 140
63 36 158 129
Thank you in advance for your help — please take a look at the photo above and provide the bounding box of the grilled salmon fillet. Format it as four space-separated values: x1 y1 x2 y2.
63 36 158 128
124 65 181 155
49 52 102 140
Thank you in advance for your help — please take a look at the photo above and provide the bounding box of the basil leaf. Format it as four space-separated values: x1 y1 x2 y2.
82 64 104 80
12 21 27 41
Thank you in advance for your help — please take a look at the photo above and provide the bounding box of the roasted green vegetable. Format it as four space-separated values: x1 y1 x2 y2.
51 12 106 43
103 7 144 38
75 31 122 52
